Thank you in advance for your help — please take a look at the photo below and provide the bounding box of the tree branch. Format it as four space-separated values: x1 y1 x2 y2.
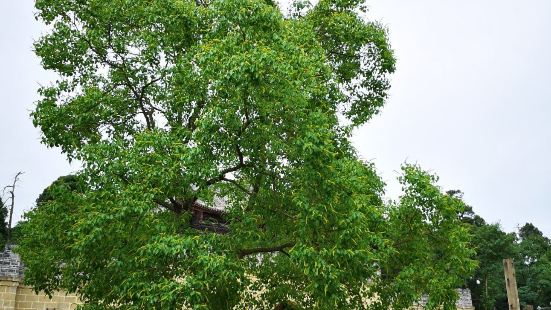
238 242 294 259
67 14 157 130
186 99 206 132
222 177 252 195
155 199 180 214
206 162 251 186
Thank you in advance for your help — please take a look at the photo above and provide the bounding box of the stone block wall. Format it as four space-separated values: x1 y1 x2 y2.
0 247 81 310
0 278 80 310
456 289 475 309
0 246 24 280
413 289 475 310
0 279 18 309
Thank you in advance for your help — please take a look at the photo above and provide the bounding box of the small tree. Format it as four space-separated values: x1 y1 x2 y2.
19 0 475 308
2 171 23 246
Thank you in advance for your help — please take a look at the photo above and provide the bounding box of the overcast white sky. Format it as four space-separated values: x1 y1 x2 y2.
1 1 550 236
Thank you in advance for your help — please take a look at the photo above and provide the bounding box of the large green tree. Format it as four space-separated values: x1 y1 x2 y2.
19 0 475 309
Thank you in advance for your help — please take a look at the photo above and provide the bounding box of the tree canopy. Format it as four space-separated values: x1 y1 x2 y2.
19 0 475 309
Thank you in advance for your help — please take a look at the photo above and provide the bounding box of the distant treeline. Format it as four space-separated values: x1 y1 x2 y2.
455 190 551 310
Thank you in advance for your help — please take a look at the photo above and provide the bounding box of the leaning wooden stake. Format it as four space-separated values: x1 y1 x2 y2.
503 258 520 310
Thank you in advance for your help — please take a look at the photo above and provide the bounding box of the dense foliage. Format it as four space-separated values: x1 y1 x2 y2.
516 224 551 308
0 199 8 248
465 221 517 310
19 0 475 309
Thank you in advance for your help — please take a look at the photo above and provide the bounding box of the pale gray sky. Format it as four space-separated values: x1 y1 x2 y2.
1 1 550 236
0 1 78 226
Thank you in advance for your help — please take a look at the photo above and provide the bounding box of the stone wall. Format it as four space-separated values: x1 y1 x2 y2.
0 246 24 280
0 279 79 310
0 247 80 310
414 289 475 310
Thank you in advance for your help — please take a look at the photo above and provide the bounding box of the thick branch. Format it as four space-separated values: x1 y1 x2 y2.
186 99 206 132
155 197 197 215
222 177 252 195
238 242 294 259
236 144 245 166
155 199 181 214
206 162 251 186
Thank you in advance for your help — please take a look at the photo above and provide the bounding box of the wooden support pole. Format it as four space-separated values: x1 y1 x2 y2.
503 258 520 310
